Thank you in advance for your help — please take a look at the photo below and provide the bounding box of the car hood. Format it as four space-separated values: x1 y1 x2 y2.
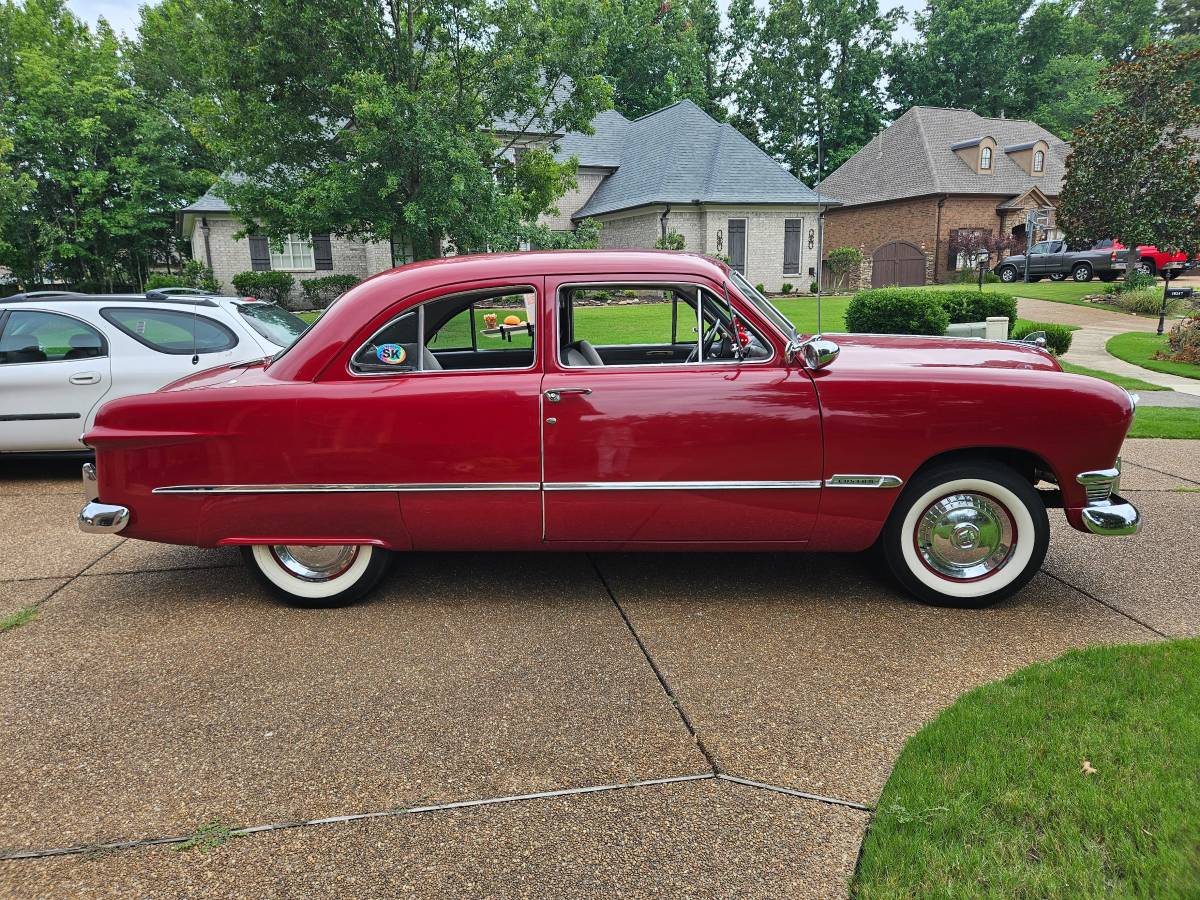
825 333 1062 372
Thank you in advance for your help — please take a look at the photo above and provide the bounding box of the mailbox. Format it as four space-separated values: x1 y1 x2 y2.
1166 287 1195 300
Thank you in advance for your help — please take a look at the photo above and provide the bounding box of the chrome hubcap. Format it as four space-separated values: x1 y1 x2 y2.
916 493 1014 580
270 545 359 582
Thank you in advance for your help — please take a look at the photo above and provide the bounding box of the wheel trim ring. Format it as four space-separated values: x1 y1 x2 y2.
269 544 360 582
912 491 1017 583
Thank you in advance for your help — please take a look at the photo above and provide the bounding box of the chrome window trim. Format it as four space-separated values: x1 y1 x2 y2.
543 480 821 491
553 280 778 370
824 474 903 489
153 482 541 494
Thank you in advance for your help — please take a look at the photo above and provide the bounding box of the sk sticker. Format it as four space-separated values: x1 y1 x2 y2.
377 343 407 365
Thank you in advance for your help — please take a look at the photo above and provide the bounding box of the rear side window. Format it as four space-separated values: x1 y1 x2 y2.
101 308 238 355
0 310 107 364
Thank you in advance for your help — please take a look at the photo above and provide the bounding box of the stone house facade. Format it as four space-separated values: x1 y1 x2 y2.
182 100 835 300
817 107 1068 286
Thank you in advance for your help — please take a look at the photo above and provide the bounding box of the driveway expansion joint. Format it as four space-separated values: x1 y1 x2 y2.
1039 568 1168 639
1 539 125 640
587 553 722 775
716 775 872 812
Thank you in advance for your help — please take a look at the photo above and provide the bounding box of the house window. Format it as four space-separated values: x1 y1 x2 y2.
980 147 992 170
270 234 315 270
783 219 802 275
1033 150 1045 173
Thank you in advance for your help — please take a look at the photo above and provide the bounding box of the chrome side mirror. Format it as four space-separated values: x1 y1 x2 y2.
1021 330 1048 348
797 337 840 370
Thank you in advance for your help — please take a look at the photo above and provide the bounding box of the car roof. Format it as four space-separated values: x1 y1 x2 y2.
0 289 241 308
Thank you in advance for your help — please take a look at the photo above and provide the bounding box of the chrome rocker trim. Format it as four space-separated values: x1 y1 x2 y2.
542 480 822 491
153 482 542 494
824 474 903 489
79 501 130 534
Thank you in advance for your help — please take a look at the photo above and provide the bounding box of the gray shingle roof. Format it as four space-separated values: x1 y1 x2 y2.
817 107 1070 208
553 109 630 168
181 173 248 214
566 100 833 219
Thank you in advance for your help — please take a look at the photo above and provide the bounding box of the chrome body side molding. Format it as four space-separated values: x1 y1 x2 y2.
824 474 903 489
542 480 822 491
153 482 542 494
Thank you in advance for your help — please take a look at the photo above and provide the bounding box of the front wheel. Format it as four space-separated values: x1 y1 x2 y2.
242 544 392 607
880 461 1049 608
1072 264 1093 282
1135 259 1156 277
997 265 1017 283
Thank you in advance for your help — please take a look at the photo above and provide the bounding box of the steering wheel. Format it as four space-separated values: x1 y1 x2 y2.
686 321 722 363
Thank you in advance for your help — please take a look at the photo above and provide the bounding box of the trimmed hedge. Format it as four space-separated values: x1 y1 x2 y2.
301 274 360 309
935 289 1018 333
231 271 295 306
844 288 951 336
1011 320 1073 355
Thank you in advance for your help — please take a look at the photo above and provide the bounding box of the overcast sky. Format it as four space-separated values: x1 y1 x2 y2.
66 0 921 45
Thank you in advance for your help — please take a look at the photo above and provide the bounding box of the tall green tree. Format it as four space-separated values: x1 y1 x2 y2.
187 0 610 260
730 0 898 181
0 0 212 289
596 0 726 119
1059 43 1200 267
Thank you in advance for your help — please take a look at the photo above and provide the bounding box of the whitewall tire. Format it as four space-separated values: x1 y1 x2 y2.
243 544 392 607
881 461 1049 608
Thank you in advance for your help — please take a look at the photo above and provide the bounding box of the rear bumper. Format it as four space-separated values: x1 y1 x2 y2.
1080 494 1140 536
78 462 130 534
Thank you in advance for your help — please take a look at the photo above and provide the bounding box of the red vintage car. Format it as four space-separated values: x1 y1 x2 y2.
78 251 1139 609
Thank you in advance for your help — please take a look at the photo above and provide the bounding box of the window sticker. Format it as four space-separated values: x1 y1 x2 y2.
376 343 407 365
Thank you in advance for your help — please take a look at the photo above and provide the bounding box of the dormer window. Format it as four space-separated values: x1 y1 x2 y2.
980 147 992 170
1033 150 1045 173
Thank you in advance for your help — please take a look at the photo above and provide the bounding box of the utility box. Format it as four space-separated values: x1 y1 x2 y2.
946 317 1010 340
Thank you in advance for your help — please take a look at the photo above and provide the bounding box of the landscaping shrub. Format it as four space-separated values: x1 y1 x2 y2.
809 281 818 294
1011 319 1073 355
755 282 766 294
827 246 864 291
145 260 220 294
654 230 685 251
231 271 295 306
1162 317 1200 364
1119 270 1158 293
1117 287 1180 316
301 274 360 309
935 289 1018 334
781 282 794 294
845 288 951 336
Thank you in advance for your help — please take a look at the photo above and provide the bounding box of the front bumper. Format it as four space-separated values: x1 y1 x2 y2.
78 462 130 534
1081 494 1141 535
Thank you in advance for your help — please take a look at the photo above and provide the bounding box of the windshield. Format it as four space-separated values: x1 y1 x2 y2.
730 270 798 338
236 302 308 348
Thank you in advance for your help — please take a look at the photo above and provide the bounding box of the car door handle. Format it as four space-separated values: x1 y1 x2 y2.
544 388 592 403
69 372 101 385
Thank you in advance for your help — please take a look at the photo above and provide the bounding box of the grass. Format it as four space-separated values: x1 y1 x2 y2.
925 280 1114 306
174 820 240 853
854 639 1200 899
1128 407 1200 439
0 606 37 632
1059 362 1169 391
1107 332 1200 381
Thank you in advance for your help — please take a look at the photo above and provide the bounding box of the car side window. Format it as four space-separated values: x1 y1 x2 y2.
557 283 770 368
350 286 537 375
1030 242 1048 255
0 310 107 365
101 307 238 355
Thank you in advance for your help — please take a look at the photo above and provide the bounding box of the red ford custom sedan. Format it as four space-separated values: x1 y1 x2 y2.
77 251 1139 608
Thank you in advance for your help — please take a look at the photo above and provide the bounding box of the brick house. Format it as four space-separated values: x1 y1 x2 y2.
181 100 835 298
817 107 1069 286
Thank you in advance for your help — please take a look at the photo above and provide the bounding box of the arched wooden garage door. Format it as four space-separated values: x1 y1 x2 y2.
872 241 926 287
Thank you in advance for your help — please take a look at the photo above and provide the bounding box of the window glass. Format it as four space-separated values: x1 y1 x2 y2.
270 234 315 270
101 307 238 355
237 302 308 348
1033 150 1045 172
350 287 537 375
980 147 992 169
557 284 768 367
730 270 796 338
0 310 107 364
1030 242 1048 255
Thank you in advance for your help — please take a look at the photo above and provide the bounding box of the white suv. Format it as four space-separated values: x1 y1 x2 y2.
0 288 309 455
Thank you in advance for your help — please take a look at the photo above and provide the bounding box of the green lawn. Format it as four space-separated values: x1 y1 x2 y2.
1059 362 1169 391
925 280 1112 306
1129 407 1200 439
854 639 1200 899
1107 331 1200 381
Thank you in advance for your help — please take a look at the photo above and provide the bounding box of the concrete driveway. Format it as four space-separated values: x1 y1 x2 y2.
1 443 1196 898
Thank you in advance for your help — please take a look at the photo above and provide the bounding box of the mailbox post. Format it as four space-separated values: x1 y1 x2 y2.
1159 269 1194 335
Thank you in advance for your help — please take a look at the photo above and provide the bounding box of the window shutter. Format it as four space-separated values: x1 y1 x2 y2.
313 234 333 270
783 219 802 274
249 236 271 271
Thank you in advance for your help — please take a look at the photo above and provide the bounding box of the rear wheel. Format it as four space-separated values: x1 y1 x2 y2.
880 461 1049 608
242 544 392 607
1135 259 1156 277
1072 263 1093 282
997 265 1018 283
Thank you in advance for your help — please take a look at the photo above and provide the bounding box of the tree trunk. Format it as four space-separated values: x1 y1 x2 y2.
1126 246 1140 278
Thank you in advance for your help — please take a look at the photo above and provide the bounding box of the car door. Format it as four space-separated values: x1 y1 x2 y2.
0 308 112 452
1027 241 1050 275
539 274 823 546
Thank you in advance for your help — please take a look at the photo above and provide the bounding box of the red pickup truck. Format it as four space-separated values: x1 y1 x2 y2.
1093 239 1191 277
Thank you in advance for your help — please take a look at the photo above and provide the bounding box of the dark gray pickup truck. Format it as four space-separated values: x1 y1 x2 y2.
993 240 1120 283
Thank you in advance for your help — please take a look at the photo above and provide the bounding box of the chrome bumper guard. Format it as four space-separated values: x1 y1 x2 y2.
79 463 130 534
1077 460 1140 535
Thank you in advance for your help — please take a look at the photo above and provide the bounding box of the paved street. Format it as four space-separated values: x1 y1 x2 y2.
1 443 1196 898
